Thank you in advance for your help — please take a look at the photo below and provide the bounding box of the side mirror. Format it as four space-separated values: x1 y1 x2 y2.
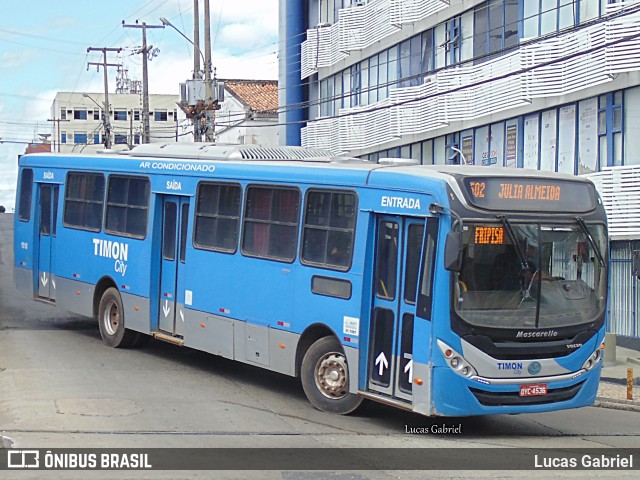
444 231 463 272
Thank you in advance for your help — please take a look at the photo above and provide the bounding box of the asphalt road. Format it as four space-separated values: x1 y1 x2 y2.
0 213 638 479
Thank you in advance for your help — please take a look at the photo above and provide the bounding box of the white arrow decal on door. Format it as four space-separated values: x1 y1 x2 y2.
162 299 170 317
52 279 56 290
179 309 184 322
404 360 414 384
40 273 48 287
375 352 389 376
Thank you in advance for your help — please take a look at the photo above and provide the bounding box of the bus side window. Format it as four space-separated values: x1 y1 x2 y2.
242 186 300 262
105 175 150 238
301 189 357 270
18 169 34 222
63 172 105 232
194 182 241 253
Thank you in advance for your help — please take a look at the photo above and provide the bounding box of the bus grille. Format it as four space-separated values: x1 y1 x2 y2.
469 381 584 406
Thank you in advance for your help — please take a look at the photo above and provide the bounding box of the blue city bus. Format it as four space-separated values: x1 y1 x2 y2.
13 144 608 416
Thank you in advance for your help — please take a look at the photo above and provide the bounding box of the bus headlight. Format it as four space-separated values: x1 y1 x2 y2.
437 340 477 379
581 348 602 371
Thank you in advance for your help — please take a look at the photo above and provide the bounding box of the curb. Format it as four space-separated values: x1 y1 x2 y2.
594 397 640 413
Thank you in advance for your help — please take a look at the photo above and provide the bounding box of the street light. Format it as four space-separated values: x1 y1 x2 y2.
160 17 205 76
449 145 468 165
82 93 112 149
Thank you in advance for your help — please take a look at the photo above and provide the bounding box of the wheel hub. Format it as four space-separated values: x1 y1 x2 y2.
315 353 348 399
103 302 119 336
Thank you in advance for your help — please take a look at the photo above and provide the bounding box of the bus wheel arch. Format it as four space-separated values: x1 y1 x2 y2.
298 328 363 415
93 276 118 319
95 282 139 348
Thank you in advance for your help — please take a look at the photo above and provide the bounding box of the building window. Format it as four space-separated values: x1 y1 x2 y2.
114 134 128 145
105 175 150 238
444 18 461 65
524 0 582 38
350 63 361 107
242 186 300 262
113 110 127 121
474 0 519 62
320 0 349 25
540 109 558 171
194 182 242 253
558 105 577 174
446 133 462 165
301 189 357 270
133 109 140 121
93 110 100 120
63 172 105 232
93 133 100 145
523 114 540 169
154 110 168 121
60 110 66 120
74 109 87 120
578 97 598 173
624 86 640 166
74 132 87 144
134 134 141 145
61 132 67 144
597 91 624 167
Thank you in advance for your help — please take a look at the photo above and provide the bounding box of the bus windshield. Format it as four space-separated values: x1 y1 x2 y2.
454 221 607 329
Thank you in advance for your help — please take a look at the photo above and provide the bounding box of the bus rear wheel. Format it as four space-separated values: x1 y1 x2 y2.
98 287 140 348
301 336 363 415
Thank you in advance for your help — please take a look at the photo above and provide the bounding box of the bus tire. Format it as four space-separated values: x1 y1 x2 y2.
98 287 138 348
301 336 363 415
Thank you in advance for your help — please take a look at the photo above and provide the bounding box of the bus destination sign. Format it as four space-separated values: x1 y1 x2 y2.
474 226 504 245
462 177 597 213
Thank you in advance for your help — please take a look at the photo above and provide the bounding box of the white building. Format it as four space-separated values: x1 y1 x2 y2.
278 0 640 338
214 80 279 145
50 92 187 153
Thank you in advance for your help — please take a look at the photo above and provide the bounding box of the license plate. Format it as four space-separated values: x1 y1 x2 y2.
519 383 548 397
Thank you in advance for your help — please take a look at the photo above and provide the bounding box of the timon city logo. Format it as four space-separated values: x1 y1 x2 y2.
92 238 129 276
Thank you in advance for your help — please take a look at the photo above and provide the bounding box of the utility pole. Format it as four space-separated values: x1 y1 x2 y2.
193 0 201 80
47 118 70 153
203 0 215 142
87 47 122 149
193 0 202 141
122 21 165 144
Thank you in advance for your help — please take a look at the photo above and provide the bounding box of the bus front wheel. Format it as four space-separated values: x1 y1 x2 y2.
301 336 363 415
98 287 139 348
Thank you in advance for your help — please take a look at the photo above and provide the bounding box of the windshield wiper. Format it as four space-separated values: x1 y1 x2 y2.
575 217 605 268
497 215 529 270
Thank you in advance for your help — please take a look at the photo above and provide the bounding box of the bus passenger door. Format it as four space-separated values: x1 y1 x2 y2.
367 216 424 404
37 184 59 301
158 196 190 336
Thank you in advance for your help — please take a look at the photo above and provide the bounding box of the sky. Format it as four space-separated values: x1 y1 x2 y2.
0 0 279 210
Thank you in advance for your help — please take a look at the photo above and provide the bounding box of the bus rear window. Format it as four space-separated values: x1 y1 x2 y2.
63 172 105 232
105 175 150 238
18 169 34 222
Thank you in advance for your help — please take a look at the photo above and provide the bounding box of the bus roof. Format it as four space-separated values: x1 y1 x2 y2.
21 143 596 193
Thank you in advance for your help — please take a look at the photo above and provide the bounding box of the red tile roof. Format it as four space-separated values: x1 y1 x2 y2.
25 143 52 154
224 79 278 114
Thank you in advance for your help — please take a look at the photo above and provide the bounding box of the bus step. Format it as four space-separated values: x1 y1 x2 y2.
152 332 185 346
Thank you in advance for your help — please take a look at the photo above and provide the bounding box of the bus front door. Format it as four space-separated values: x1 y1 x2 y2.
158 196 190 337
367 216 424 404
37 184 59 301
